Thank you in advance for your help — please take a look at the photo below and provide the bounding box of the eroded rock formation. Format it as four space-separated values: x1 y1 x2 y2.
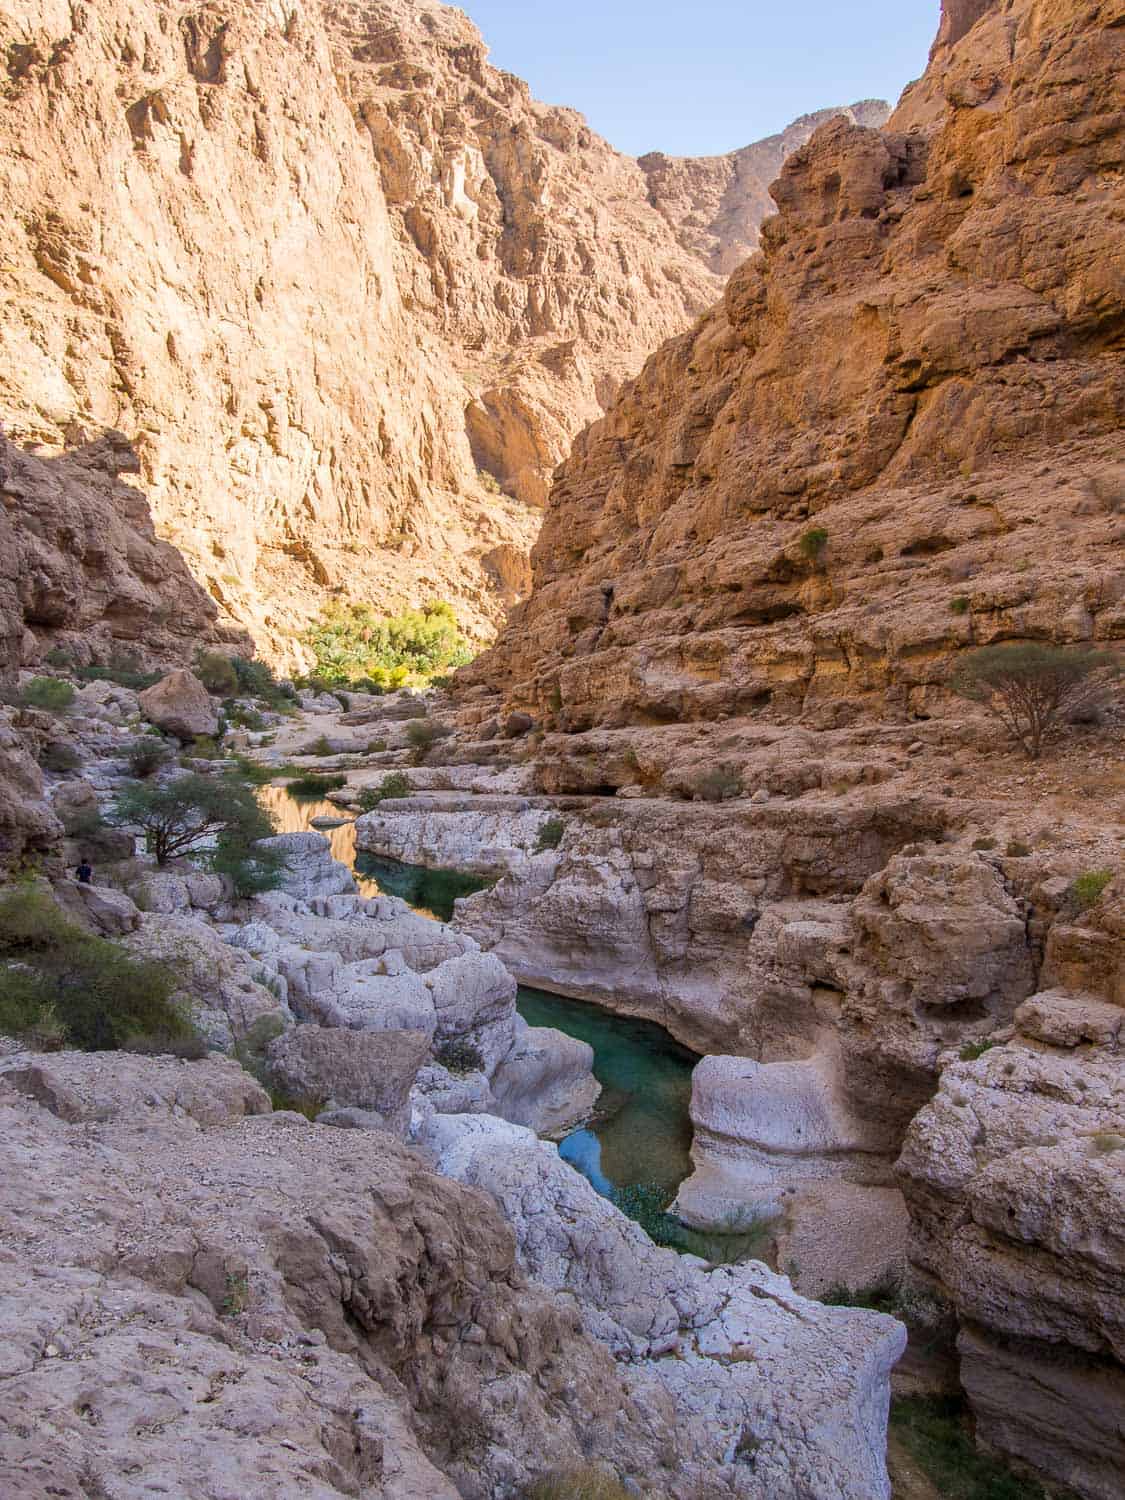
639 99 890 274
468 0 1124 728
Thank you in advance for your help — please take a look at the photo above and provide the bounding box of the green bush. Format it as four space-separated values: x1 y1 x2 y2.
950 643 1119 759
1005 839 1031 857
184 734 227 760
798 526 829 561
113 771 278 869
301 599 475 688
230 655 293 709
39 742 82 773
1071 869 1113 912
534 816 565 853
226 703 266 731
0 882 200 1053
20 677 75 712
435 1038 486 1075
685 765 743 803
75 655 162 691
194 651 239 696
356 772 412 811
950 596 971 614
959 1039 996 1062
971 836 997 851
124 737 173 779
889 1395 1046 1500
286 773 346 799
405 718 450 764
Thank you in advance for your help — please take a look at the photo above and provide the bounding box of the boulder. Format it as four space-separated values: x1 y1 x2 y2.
256 831 355 900
267 1025 430 1138
0 1050 268 1125
897 1011 1125 1500
137 670 218 741
75 882 141 936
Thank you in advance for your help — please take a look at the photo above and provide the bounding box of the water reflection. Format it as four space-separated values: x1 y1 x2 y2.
257 783 381 897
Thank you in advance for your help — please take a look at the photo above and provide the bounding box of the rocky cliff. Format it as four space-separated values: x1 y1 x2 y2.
639 99 890 274
469 0 1124 729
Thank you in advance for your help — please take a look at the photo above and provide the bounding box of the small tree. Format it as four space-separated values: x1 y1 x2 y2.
20 676 75 711
113 771 278 868
194 651 239 696
950 644 1119 759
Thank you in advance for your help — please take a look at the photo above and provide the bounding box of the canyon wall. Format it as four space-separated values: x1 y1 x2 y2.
639 99 890 274
0 0 880 664
467 0 1124 729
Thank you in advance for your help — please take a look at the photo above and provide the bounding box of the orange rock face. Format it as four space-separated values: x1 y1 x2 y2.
471 0 1124 731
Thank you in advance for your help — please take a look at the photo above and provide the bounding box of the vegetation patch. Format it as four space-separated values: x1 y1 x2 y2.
286 772 347 799
533 816 566 853
356 772 413 811
1070 868 1112 912
39 742 82 773
124 737 173 779
20 676 75 712
960 1039 997 1062
405 717 452 764
798 526 829 561
522 1469 633 1500
950 643 1119 759
434 1038 486 1075
889 1396 1047 1500
0 882 201 1054
302 599 475 689
950 596 971 614
113 771 285 895
684 764 743 803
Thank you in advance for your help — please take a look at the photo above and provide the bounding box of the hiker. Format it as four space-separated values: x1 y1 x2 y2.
75 858 93 885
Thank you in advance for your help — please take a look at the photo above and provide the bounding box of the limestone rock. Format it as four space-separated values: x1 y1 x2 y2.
640 99 891 273
468 0 1125 736
0 708 61 869
137 670 218 741
258 831 357 901
267 1024 430 1138
0 1050 269 1125
897 1021 1125 1500
0 1049 903 1499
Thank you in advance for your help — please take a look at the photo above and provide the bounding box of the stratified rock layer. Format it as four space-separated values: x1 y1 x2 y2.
470 0 1124 728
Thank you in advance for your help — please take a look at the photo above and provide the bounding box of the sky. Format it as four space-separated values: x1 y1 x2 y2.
459 1 940 157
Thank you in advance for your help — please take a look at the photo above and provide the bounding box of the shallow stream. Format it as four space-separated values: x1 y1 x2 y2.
261 785 770 1262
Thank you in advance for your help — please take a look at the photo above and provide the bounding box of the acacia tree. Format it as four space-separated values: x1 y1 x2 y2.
950 644 1118 759
114 772 286 893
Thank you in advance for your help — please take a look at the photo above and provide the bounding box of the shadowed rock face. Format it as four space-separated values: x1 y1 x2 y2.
0 431 241 679
467 0 1124 731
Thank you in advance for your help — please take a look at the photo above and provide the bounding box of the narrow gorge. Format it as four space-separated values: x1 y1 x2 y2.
0 1 1122 1499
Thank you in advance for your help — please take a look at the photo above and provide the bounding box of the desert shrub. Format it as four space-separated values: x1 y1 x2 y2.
297 734 335 759
889 1395 1046 1500
194 651 239 696
798 526 829 561
124 737 173 779
225 703 266 731
534 816 566 853
286 772 347 798
356 772 412 811
39 742 82 773
75 654 161 691
950 596 971 615
210 834 288 898
113 770 278 870
959 1039 996 1062
1005 839 1030 857
477 468 502 495
406 717 451 764
522 1469 633 1500
20 676 75 712
1091 1132 1125 1155
366 738 388 754
1070 868 1113 912
950 643 1120 759
230 655 293 709
301 599 475 688
182 733 227 762
434 1038 486 1075
0 882 199 1053
971 836 997 851
685 764 743 803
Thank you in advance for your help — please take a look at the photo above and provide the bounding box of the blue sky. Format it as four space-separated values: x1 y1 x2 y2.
459 1 940 157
